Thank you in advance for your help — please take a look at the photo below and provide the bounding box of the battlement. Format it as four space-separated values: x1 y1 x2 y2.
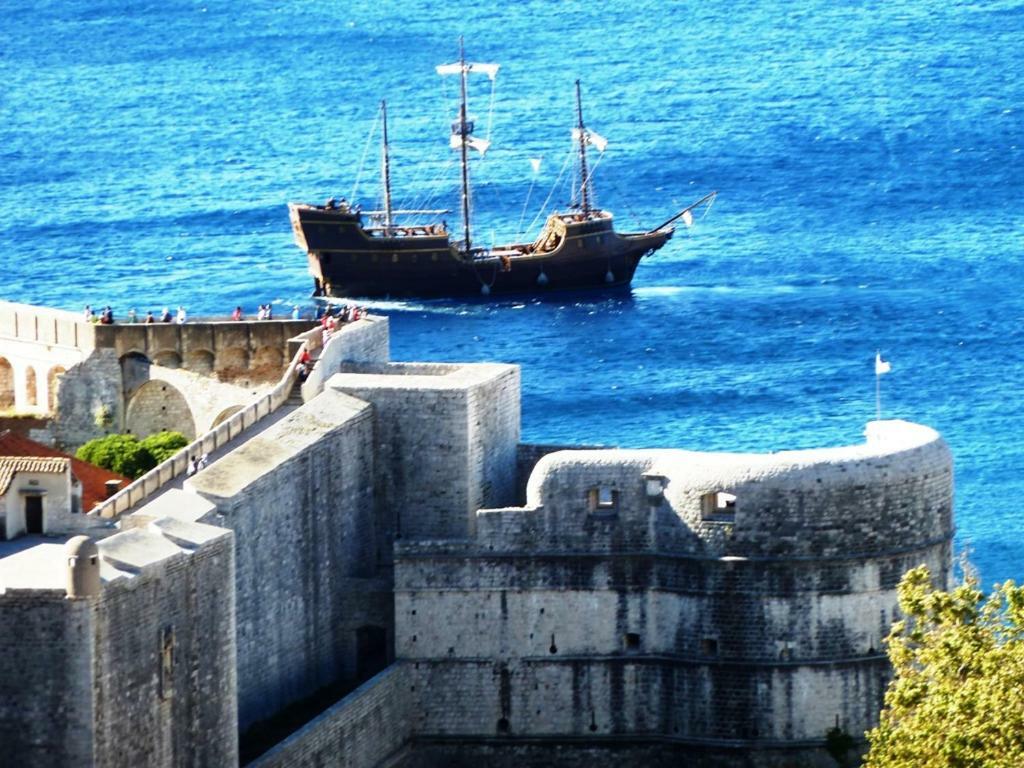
478 419 952 557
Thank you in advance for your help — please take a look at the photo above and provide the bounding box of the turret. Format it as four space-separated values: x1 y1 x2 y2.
65 535 101 598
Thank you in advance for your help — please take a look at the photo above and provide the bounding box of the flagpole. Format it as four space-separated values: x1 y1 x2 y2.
876 369 881 421
874 349 890 421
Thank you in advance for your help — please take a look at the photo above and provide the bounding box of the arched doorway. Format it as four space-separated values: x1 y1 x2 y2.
0 357 13 410
125 380 196 440
24 367 38 408
47 366 66 413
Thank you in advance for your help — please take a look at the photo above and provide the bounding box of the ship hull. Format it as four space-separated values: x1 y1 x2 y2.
289 204 673 299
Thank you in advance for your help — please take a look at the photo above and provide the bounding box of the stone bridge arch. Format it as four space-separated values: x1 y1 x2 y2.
120 352 151 398
211 405 244 429
186 349 215 375
152 350 183 369
125 379 196 440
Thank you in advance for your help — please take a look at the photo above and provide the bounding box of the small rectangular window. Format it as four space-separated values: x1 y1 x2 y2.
587 487 619 514
701 637 719 657
701 491 737 521
624 632 641 650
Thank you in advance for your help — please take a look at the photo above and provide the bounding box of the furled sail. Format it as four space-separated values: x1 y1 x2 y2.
571 127 608 153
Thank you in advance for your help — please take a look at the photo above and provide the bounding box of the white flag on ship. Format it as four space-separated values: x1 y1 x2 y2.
449 134 491 155
571 128 608 153
682 210 694 227
875 353 892 376
529 158 542 173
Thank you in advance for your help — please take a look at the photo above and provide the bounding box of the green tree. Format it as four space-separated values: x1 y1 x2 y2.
865 566 1024 767
140 431 189 464
76 434 157 479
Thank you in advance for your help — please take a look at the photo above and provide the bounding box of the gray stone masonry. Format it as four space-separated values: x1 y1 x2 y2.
0 516 235 768
93 518 237 767
327 361 521 543
248 665 414 768
0 592 94 766
185 388 384 730
394 420 954 764
0 301 965 768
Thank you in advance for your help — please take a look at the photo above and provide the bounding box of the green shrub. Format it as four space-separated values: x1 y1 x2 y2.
76 434 157 479
140 431 189 464
865 566 1024 766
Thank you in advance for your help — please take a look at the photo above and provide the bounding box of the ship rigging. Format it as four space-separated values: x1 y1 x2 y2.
288 41 715 298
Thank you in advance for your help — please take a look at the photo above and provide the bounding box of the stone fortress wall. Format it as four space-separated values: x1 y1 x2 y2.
0 518 236 767
393 422 953 766
0 300 955 768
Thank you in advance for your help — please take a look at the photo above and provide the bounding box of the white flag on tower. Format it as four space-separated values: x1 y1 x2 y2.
875 353 892 376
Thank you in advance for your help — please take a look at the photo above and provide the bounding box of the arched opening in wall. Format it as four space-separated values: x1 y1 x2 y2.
125 379 196 440
47 366 66 413
355 625 388 682
0 357 14 410
152 350 183 370
119 352 151 397
251 347 284 380
24 367 38 408
216 347 249 380
211 405 243 429
185 349 215 375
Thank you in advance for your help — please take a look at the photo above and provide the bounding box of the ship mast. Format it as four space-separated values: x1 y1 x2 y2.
437 39 496 252
575 79 591 216
380 100 394 235
458 38 472 252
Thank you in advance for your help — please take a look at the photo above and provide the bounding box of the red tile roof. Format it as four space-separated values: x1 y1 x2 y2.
0 431 130 512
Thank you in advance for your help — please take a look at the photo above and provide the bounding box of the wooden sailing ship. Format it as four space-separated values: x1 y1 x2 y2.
288 44 714 299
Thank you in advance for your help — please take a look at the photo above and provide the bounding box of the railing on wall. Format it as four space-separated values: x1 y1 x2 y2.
91 328 323 519
0 301 93 351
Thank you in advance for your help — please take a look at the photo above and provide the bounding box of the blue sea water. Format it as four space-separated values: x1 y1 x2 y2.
2 1 1023 584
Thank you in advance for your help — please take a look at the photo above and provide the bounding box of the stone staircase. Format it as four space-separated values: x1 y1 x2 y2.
286 381 304 406
286 350 320 407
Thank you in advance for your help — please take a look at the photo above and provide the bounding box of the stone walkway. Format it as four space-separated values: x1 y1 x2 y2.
135 349 321 510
